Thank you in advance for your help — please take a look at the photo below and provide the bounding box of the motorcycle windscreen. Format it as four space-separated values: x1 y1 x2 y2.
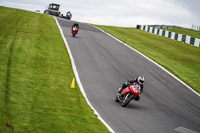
131 83 141 95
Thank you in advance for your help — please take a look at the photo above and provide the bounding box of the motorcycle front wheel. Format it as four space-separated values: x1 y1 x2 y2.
121 93 133 107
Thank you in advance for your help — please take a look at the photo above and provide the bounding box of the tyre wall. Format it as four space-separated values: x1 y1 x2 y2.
139 25 200 47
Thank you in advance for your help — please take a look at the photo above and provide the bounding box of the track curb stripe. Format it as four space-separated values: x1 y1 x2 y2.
93 25 200 97
54 17 115 133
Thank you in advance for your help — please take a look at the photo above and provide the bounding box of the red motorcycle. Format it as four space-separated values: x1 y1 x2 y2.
71 26 78 37
115 82 141 107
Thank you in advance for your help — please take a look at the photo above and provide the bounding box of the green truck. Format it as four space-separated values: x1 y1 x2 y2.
44 3 61 16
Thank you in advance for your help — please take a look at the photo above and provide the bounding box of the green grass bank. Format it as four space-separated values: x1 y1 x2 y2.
0 6 109 133
164 28 200 39
95 25 200 93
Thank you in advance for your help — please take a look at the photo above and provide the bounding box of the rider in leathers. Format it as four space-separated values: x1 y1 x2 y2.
72 21 79 30
66 11 72 19
118 76 145 101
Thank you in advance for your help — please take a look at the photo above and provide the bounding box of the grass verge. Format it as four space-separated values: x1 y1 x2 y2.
0 6 109 133
95 25 200 93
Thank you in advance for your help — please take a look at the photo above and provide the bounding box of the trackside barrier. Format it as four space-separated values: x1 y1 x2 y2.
140 25 200 47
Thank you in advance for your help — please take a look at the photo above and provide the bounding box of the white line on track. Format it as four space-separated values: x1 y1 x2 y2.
54 17 115 133
93 25 200 97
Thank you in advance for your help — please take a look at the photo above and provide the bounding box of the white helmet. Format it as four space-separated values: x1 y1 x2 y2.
138 76 145 85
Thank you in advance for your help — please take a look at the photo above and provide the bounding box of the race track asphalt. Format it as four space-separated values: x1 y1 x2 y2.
56 17 200 133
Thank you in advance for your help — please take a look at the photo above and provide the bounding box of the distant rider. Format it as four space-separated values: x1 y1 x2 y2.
66 11 72 19
118 76 145 101
72 21 79 30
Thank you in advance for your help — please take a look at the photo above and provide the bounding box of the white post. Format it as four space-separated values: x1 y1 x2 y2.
171 32 175 40
141 25 144 30
154 28 158 34
145 26 148 31
185 35 191 44
178 34 182 41
165 31 169 37
194 38 200 47
149 27 153 33
159 29 163 36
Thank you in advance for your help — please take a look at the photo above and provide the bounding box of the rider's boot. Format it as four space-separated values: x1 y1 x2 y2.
134 95 140 101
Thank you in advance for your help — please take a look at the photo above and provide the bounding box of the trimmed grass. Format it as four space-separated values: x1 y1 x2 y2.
95 25 200 93
0 6 109 133
164 28 200 39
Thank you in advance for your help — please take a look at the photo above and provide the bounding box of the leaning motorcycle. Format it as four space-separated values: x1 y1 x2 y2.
71 26 78 37
115 82 141 107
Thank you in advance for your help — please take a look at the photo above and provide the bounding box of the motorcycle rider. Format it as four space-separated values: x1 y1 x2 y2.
118 76 145 101
66 11 72 19
72 21 79 30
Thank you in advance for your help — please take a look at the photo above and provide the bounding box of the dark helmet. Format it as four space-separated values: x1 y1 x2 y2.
138 76 145 85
